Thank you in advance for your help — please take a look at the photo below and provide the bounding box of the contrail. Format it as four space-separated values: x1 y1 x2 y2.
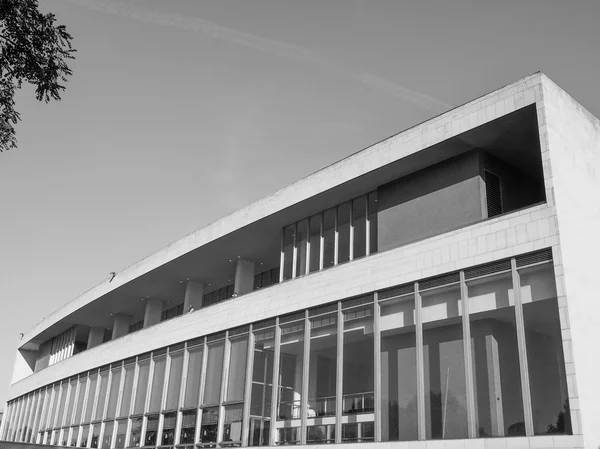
65 0 451 112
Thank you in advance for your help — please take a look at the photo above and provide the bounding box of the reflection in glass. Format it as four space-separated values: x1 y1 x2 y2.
308 215 321 273
80 425 89 448
308 312 337 417
468 272 524 437
322 209 336 269
162 412 177 446
115 420 127 449
343 305 374 415
422 283 468 440
296 219 308 277
106 366 122 419
337 202 351 263
94 372 109 422
521 263 570 435
166 350 184 410
380 294 417 441
101 421 113 449
282 226 294 281
342 422 374 442
180 410 197 445
74 376 87 425
277 318 304 422
277 427 299 445
184 344 204 408
70 426 79 447
56 381 68 427
200 407 219 446
133 359 150 415
144 415 159 447
203 341 225 405
65 379 77 426
249 326 274 447
148 355 166 413
307 424 335 444
129 417 143 448
90 424 99 448
119 363 135 418
84 374 97 424
227 337 248 402
223 404 243 444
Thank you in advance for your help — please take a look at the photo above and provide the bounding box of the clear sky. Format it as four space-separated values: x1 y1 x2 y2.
1 0 599 407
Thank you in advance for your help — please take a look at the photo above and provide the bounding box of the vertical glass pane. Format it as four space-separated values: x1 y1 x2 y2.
338 202 351 264
343 305 374 414
149 356 166 413
80 425 89 448
282 225 294 281
129 417 143 448
106 366 122 419
249 326 274 447
223 404 243 444
144 415 159 447
119 363 135 418
65 379 77 426
133 360 150 415
94 371 109 421
322 208 336 268
277 318 304 423
380 294 417 441
277 427 299 445
102 421 113 449
468 271 524 437
32 391 46 437
368 192 378 254
162 413 177 446
180 410 197 444
74 376 87 425
84 374 97 424
91 424 100 449
200 408 219 444
422 283 467 440
308 313 337 417
308 214 321 273
307 424 335 444
115 420 127 449
166 350 184 410
49 386 60 429
295 219 308 277
184 345 204 408
57 382 69 427
521 264 570 435
227 337 248 402
70 426 80 447
352 196 367 259
203 341 225 405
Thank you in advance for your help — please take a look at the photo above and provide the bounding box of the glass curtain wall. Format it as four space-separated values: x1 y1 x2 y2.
6 250 573 447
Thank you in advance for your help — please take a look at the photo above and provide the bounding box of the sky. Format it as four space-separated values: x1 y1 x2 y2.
1 0 600 407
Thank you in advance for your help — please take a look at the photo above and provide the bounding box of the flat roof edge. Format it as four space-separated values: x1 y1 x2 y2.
20 72 545 347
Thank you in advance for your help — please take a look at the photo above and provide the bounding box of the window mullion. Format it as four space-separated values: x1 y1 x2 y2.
300 311 310 445
460 270 477 438
415 283 426 441
268 318 281 447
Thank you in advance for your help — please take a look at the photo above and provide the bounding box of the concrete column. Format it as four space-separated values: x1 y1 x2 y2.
143 299 163 327
234 259 255 296
112 314 130 340
87 327 104 350
183 281 204 312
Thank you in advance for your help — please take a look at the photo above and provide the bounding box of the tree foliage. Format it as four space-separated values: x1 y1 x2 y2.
0 0 75 152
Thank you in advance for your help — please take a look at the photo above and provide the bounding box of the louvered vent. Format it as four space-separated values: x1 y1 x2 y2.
153 347 167 356
206 332 225 343
419 272 460 290
229 325 249 336
485 170 503 218
169 342 185 352
379 283 414 301
280 311 304 323
253 318 276 330
342 294 374 309
309 303 337 317
516 248 553 267
187 337 204 348
464 259 512 280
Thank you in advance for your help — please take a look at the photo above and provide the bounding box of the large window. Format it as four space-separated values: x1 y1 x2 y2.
10 250 572 446
422 279 468 440
276 313 304 445
165 345 184 410
183 339 204 408
248 321 275 447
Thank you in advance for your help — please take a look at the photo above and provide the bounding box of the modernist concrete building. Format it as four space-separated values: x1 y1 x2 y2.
1 73 599 449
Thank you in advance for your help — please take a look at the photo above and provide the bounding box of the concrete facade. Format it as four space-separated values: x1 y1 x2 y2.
1 73 598 449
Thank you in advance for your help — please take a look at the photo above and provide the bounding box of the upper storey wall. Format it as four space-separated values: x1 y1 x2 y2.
18 73 545 356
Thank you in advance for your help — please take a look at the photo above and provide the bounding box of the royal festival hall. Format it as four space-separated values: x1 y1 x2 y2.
2 73 599 449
